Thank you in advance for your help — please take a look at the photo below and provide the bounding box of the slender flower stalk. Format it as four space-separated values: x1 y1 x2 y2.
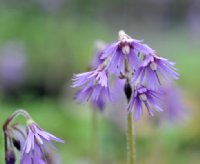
124 81 135 164
3 109 32 131
127 112 135 164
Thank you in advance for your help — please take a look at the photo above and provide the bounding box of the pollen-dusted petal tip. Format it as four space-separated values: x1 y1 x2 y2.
118 30 129 41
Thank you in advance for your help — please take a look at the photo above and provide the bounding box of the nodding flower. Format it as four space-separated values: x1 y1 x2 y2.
127 85 163 120
72 30 178 120
100 30 155 75
132 54 179 89
2 109 64 164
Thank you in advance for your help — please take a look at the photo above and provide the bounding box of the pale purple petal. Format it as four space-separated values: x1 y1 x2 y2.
100 42 118 59
133 41 155 55
21 123 63 163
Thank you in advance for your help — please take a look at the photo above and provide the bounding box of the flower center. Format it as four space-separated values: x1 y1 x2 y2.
150 62 157 71
139 94 147 101
122 45 130 55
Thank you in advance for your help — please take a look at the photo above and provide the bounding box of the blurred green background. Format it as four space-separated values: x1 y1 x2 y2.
0 0 200 163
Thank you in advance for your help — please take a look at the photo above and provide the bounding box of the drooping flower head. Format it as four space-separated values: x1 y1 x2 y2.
2 109 64 164
100 30 155 75
21 120 64 163
72 30 179 120
132 54 179 89
127 85 163 120
72 52 111 110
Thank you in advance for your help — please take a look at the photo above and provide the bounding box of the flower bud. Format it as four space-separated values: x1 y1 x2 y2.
124 82 132 101
5 149 15 164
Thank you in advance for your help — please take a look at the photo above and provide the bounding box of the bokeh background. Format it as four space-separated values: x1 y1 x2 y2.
0 0 200 163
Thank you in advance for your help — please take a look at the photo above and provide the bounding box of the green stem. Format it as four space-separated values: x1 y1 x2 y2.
3 109 32 164
91 109 98 164
127 111 136 164
3 109 32 132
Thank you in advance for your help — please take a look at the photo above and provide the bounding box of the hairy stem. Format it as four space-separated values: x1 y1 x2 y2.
127 112 136 164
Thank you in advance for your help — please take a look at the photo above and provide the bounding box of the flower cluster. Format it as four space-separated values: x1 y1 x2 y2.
3 109 63 164
72 30 178 119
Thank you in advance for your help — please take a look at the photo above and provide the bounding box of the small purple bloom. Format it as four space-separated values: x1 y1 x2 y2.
21 122 63 163
74 81 110 110
100 30 155 75
132 54 179 88
128 85 163 120
72 67 111 110
3 110 63 164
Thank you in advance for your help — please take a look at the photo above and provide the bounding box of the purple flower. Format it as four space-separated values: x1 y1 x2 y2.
132 54 179 88
72 67 111 110
72 30 179 120
128 86 163 120
21 122 63 163
3 110 63 164
74 81 110 110
100 30 155 75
